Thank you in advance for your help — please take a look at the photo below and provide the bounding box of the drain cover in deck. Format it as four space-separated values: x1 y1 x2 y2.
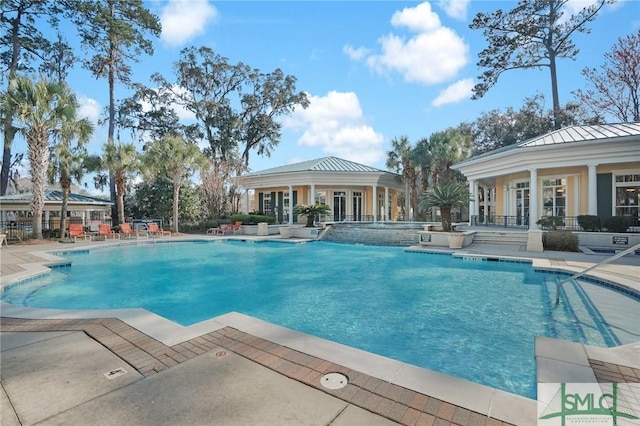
320 372 348 390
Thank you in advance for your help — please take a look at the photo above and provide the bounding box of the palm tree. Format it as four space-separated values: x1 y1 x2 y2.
419 182 471 232
386 136 419 221
102 142 140 227
49 114 94 238
142 134 206 233
293 203 331 227
2 76 80 239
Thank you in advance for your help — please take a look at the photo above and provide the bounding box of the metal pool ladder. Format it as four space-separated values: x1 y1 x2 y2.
554 243 640 305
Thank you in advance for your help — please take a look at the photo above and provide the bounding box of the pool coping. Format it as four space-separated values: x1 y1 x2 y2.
2 237 639 424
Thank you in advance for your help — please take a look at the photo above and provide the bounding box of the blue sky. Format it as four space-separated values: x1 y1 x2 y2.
18 0 640 191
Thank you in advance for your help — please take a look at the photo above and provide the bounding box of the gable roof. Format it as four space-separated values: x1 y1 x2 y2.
246 156 396 177
454 122 640 167
0 190 113 205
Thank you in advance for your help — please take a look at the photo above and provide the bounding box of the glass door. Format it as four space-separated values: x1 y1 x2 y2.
515 183 529 226
352 191 362 221
333 191 346 221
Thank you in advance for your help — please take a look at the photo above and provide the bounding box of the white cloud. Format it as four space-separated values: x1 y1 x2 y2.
437 0 470 20
345 1 469 86
391 2 442 32
432 78 474 107
160 0 219 47
343 45 370 61
76 95 100 123
283 91 386 164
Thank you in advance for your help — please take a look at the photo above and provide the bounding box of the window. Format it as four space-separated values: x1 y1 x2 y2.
542 178 566 217
614 173 640 219
262 193 271 215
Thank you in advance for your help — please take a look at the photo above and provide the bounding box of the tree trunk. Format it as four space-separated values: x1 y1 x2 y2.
60 178 71 239
1 142 12 196
28 130 49 239
404 181 411 221
173 182 180 233
1 13 22 196
306 215 314 227
441 205 452 233
108 26 118 224
116 176 125 227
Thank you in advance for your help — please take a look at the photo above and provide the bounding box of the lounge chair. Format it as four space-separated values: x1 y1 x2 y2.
97 223 119 240
119 223 147 239
206 226 219 235
147 223 171 237
68 223 92 242
232 221 242 235
216 224 233 235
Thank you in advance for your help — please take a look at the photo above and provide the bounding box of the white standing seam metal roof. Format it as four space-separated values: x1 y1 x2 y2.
520 122 640 147
244 156 398 176
0 190 113 205
454 122 640 166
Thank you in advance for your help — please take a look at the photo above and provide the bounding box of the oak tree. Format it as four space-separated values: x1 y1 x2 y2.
573 31 640 122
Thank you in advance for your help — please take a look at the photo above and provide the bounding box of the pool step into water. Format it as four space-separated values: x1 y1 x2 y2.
544 279 618 347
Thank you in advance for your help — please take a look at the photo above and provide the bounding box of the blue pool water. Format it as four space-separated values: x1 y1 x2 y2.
1 240 633 398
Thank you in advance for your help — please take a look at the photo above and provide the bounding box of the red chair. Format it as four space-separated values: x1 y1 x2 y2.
216 224 233 235
97 224 119 240
68 223 92 242
119 223 146 239
232 221 242 235
147 223 171 237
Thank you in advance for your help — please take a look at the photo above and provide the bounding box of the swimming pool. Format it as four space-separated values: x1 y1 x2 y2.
2 240 637 399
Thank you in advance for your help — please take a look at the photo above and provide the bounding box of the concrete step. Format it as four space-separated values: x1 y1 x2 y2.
472 231 528 245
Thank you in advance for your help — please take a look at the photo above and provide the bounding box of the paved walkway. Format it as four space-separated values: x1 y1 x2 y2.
1 236 639 425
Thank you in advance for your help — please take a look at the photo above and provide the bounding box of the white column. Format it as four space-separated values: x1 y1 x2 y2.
309 184 315 204
504 184 510 216
588 164 598 215
372 185 377 222
529 169 539 229
288 185 293 224
384 187 389 221
483 187 489 222
469 180 477 225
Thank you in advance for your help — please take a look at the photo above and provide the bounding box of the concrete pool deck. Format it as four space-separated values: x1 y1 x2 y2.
1 236 639 425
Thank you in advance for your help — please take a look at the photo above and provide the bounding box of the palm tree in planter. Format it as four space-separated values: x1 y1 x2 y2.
420 182 471 248
293 203 332 227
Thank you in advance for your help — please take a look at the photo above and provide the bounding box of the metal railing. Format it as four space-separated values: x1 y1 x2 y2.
536 216 639 233
554 243 640 305
471 215 640 232
318 214 376 223
471 215 529 228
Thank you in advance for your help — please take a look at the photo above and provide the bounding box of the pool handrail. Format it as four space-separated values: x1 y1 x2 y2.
555 242 640 305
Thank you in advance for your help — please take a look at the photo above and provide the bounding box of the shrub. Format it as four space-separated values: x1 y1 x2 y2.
577 215 601 231
536 216 564 230
543 231 579 252
601 216 629 233
178 219 218 233
230 214 276 225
